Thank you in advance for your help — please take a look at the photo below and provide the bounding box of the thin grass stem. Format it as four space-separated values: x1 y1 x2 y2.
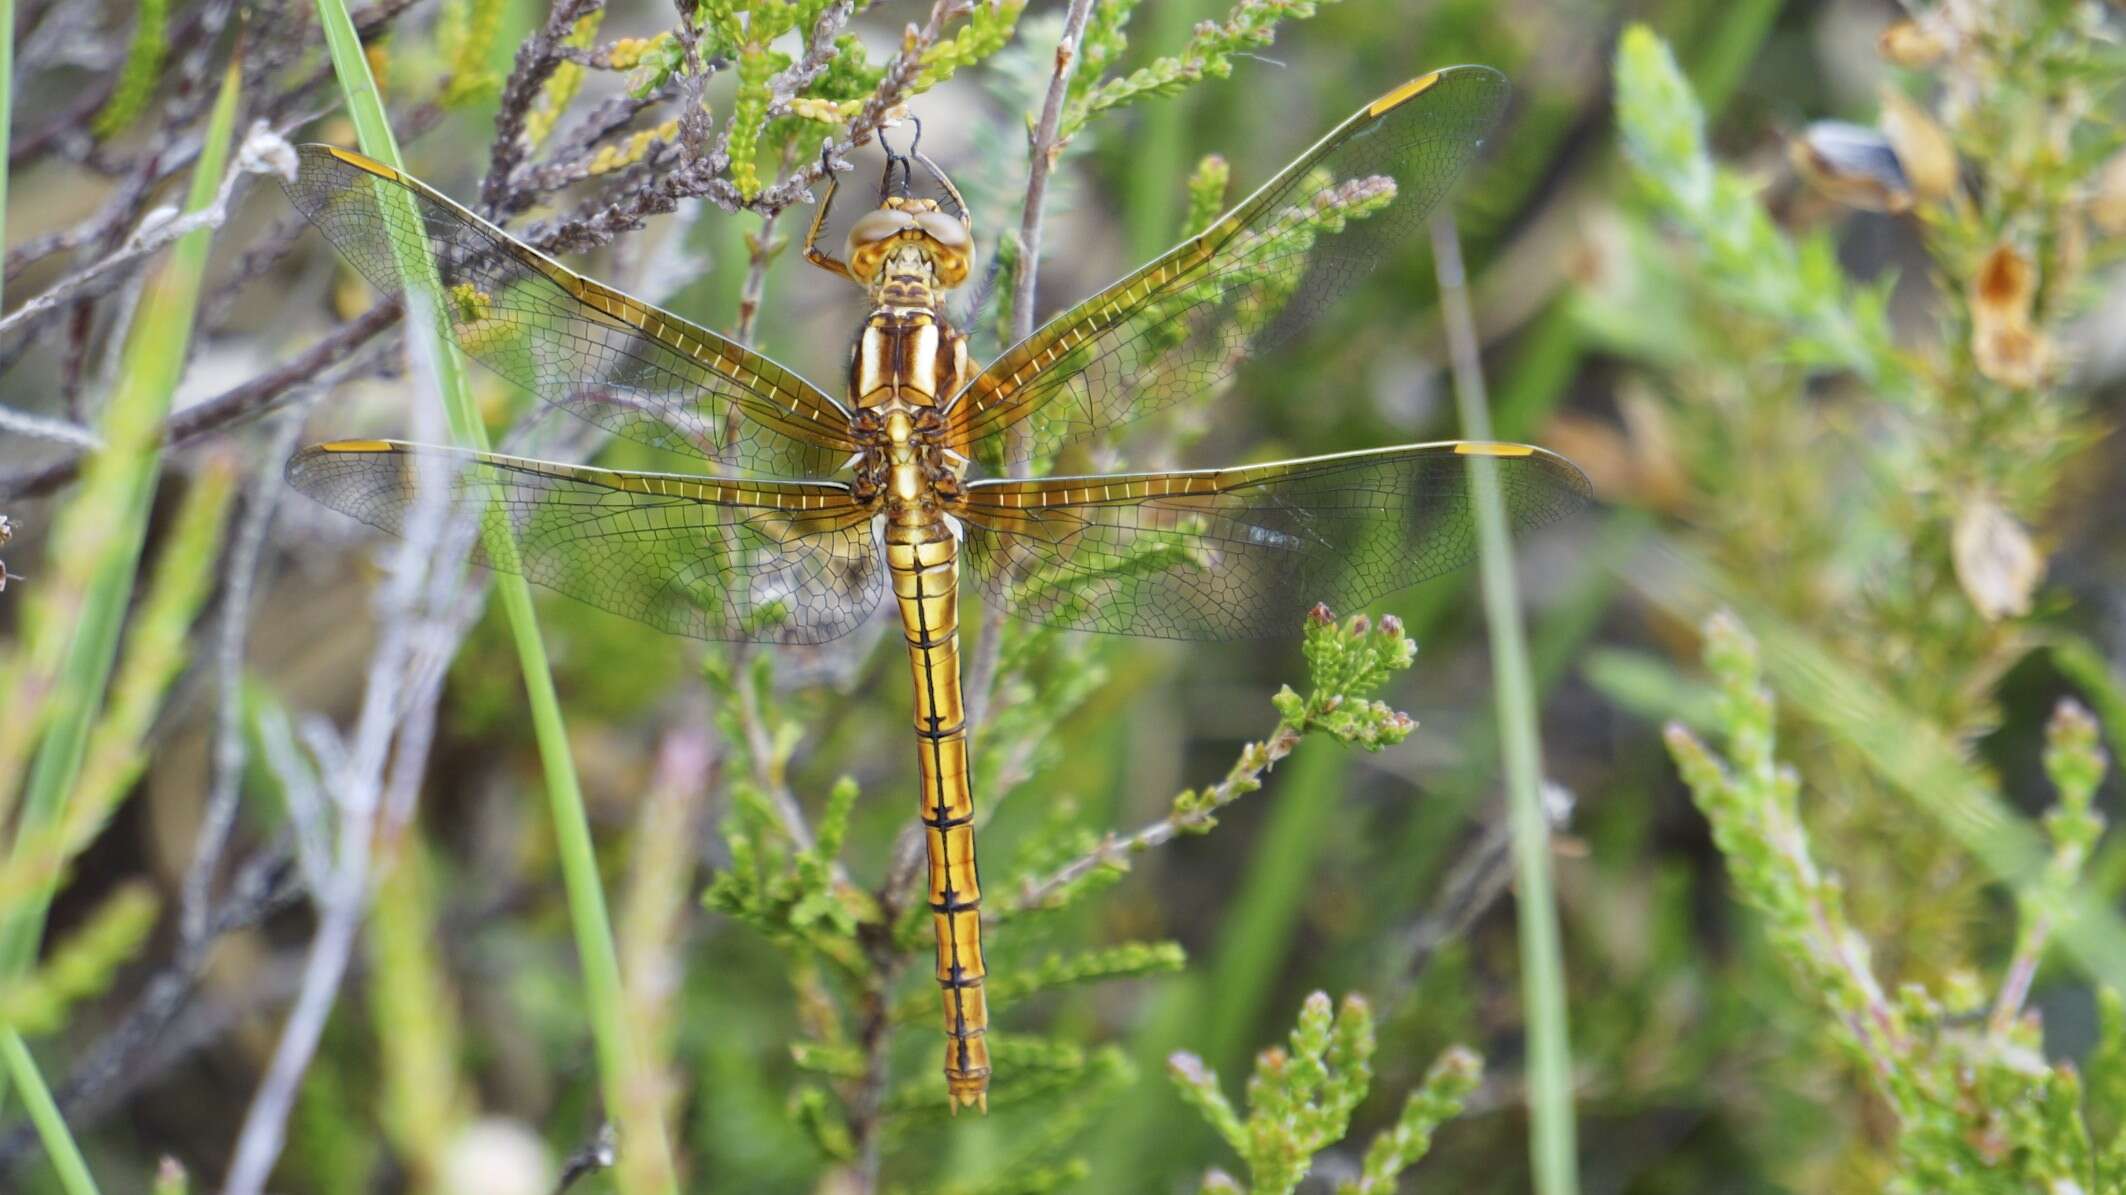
0 0 13 314
2 1034 97 1195
0 57 243 1164
305 2 675 1187
1431 211 1579 1195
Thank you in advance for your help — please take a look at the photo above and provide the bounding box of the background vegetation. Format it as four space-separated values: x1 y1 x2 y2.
1 1 2124 1192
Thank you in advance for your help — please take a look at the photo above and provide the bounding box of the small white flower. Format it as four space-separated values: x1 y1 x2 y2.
441 1118 555 1195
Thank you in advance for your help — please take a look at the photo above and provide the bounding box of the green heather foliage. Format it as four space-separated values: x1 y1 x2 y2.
366 843 468 1192
1669 612 2124 1193
1183 153 1231 238
1169 991 1478 1195
701 605 1422 1171
0 883 158 1035
1612 28 1903 385
436 0 509 105
1587 15 2126 1185
915 0 1028 90
92 0 172 140
1061 0 1341 138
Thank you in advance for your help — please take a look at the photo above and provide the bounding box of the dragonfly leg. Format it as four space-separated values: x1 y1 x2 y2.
914 149 971 230
805 142 855 282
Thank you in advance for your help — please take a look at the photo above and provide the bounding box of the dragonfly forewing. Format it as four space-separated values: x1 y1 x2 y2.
942 65 1511 468
284 146 858 478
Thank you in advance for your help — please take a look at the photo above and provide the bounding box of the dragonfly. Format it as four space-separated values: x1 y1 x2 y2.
280 64 1590 1113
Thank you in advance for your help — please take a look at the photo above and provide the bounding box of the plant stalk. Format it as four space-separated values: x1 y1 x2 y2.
1431 211 1579 1195
2 1034 97 1195
304 2 675 1187
0 56 244 1177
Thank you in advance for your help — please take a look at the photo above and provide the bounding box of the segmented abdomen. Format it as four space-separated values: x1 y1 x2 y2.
885 525 990 1112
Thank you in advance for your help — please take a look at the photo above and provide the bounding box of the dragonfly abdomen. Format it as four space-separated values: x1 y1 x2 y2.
885 519 991 1113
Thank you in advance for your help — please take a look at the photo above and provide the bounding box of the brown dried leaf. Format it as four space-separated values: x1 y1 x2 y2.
1973 323 2052 389
1618 385 1689 514
1538 413 1635 505
1970 243 2049 388
1952 498 2044 620
2092 147 2126 237
1879 86 1957 203
1974 242 2037 314
1878 19 1947 68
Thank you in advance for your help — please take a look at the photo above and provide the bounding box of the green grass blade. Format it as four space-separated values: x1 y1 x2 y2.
0 53 244 1149
3 1033 97 1195
0 46 241 979
0 0 12 311
306 4 676 1186
1433 213 1579 1195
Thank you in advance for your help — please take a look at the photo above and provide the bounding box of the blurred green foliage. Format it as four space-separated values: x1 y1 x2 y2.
1670 612 2123 1193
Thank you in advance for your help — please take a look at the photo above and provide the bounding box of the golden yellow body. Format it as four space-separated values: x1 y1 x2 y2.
818 180 994 1109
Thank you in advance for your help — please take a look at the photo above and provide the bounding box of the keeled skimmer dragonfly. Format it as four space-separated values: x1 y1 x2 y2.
281 64 1590 1112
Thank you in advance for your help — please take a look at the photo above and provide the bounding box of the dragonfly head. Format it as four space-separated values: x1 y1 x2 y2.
847 118 975 294
846 198 975 293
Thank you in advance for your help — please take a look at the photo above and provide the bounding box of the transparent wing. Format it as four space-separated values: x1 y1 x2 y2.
954 442 1588 639
287 441 882 644
285 146 857 478
943 67 1510 467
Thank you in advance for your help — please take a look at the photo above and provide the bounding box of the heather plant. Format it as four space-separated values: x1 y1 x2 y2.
1168 991 1480 1195
1582 12 2126 1187
1668 612 2124 1194
698 604 1440 1185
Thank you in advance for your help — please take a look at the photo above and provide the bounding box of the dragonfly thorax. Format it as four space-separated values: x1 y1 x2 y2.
849 406 963 510
850 302 970 413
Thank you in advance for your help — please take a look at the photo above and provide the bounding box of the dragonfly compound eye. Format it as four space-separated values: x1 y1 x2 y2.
915 211 975 287
846 208 920 282
846 207 972 288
